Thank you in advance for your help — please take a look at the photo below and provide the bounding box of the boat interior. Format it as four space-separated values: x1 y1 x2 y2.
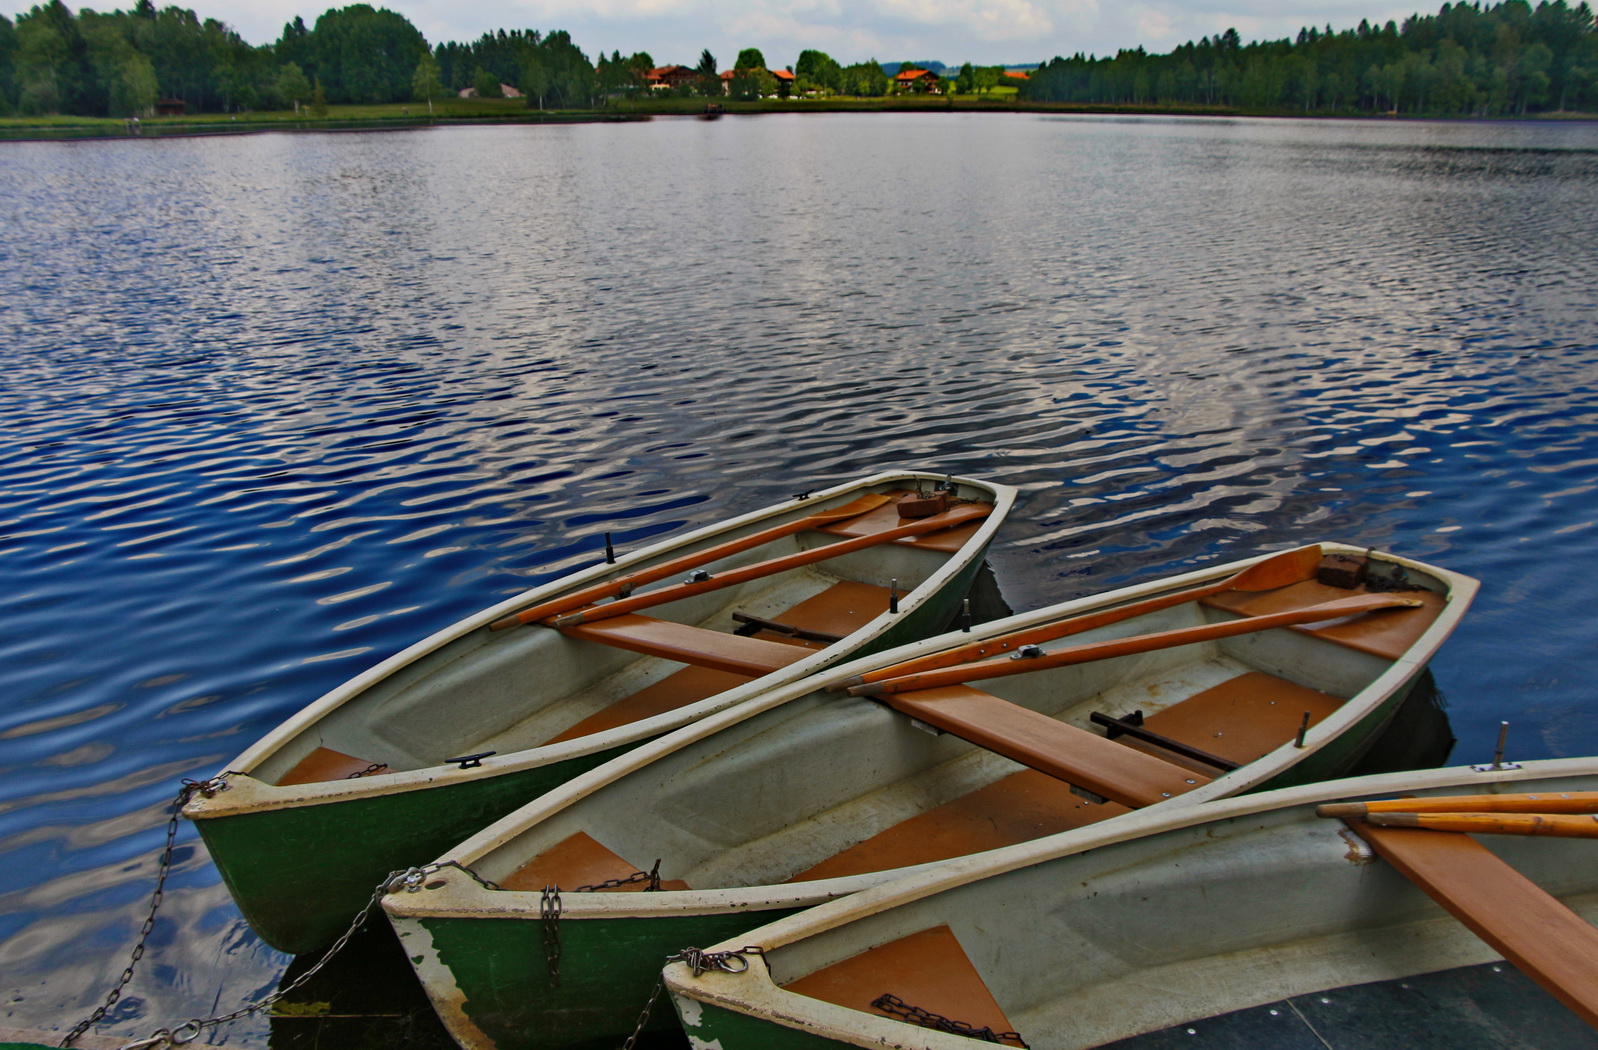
250 488 992 787
753 772 1598 1050
478 551 1451 895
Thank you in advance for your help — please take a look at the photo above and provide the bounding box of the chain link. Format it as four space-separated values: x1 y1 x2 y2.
535 860 667 987
64 771 448 1050
61 775 232 1048
871 992 1028 1046
617 946 766 1050
94 865 425 1049
575 858 662 893
540 886 563 988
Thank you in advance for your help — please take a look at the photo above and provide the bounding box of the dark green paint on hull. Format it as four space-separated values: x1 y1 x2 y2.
415 907 804 1049
672 995 853 1049
194 745 631 955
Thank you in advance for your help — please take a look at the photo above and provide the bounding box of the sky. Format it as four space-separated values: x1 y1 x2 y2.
214 0 1439 66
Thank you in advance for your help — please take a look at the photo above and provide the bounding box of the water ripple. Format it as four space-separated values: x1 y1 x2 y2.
2 114 1598 1042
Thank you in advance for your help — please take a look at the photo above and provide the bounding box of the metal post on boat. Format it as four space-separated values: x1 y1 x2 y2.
889 580 899 614
961 598 972 632
1473 721 1522 772
1294 711 1311 748
605 533 616 563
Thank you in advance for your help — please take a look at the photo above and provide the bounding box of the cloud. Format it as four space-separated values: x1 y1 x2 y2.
873 0 1056 41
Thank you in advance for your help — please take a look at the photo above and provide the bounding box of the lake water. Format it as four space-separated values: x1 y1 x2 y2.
3 111 1598 1046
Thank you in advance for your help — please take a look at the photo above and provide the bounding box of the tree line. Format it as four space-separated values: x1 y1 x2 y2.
1 0 1594 117
1025 1 1598 115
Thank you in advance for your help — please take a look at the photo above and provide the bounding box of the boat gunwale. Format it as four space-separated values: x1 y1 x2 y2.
661 755 1598 1050
382 542 1477 922
184 469 1016 818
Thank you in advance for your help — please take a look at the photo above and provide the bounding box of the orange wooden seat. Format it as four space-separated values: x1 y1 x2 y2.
879 686 1209 808
277 746 392 787
783 925 1026 1047
1202 579 1444 660
1350 821 1598 1027
739 580 894 649
816 497 990 554
540 585 886 745
790 769 1131 882
500 831 690 893
558 614 809 677
1118 670 1346 774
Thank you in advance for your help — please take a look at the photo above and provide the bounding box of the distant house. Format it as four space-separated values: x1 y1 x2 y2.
1005 70 1030 81
893 68 942 93
457 83 520 99
155 97 185 116
645 66 699 91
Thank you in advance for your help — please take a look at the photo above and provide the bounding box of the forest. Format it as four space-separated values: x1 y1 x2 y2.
1027 2 1598 114
0 0 1593 118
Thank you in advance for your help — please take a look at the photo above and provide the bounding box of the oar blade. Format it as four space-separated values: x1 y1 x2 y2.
1231 545 1324 591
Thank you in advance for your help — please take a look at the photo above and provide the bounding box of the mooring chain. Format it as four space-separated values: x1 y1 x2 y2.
540 886 564 987
871 992 1029 1046
536 860 667 987
60 774 233 1048
388 858 503 893
575 858 663 893
617 945 766 1050
66 797 446 1050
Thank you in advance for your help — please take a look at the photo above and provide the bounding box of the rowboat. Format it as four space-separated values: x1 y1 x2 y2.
663 757 1598 1049
182 470 1014 954
382 542 1475 1048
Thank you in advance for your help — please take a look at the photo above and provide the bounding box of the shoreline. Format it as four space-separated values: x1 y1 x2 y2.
3 98 1595 142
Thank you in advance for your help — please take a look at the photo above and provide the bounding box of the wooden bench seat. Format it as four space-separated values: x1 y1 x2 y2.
1117 670 1346 775
500 830 690 893
558 614 809 677
879 686 1210 808
783 925 1026 1047
799 671 1334 880
1202 579 1444 661
541 582 889 745
817 497 989 554
739 580 894 650
1351 821 1598 1027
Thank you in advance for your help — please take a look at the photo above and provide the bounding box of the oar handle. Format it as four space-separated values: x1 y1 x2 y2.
851 592 1420 696
554 502 993 627
833 545 1324 691
1359 812 1598 839
487 492 892 631
1319 792 1598 818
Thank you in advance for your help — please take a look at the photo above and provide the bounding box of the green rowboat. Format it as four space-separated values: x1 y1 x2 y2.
183 470 1015 954
664 757 1598 1049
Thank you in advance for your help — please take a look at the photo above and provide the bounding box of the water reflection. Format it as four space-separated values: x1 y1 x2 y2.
2 113 1595 1043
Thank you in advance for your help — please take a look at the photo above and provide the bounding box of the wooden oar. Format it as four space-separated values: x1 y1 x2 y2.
1319 792 1598 819
488 493 892 631
830 545 1325 691
848 592 1422 697
552 503 993 628
1358 811 1598 840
